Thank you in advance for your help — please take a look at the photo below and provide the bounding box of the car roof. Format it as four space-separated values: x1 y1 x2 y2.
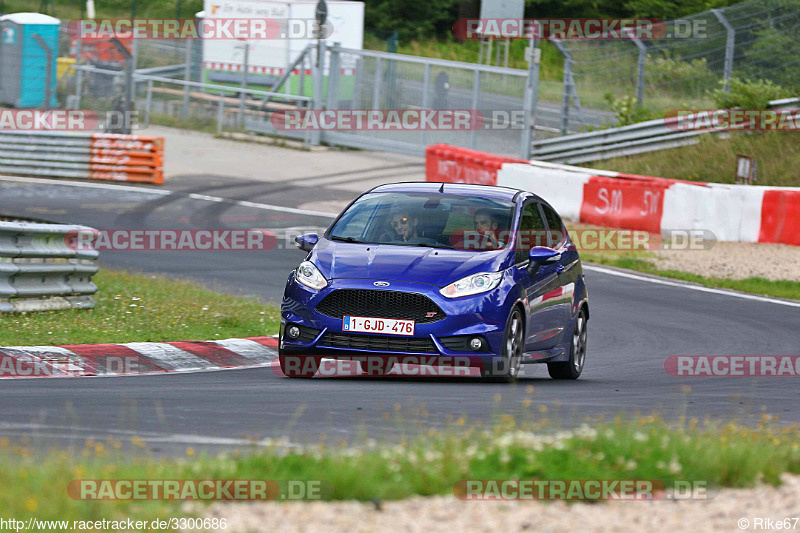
369 182 537 203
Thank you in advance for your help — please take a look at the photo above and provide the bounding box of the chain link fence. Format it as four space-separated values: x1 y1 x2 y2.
45 0 800 160
560 0 800 114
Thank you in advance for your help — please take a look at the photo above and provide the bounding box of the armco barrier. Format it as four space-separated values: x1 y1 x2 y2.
427 144 800 246
425 144 526 186
0 132 164 184
0 221 99 312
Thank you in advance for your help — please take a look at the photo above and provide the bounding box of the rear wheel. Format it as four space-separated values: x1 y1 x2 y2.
548 309 587 380
481 308 524 383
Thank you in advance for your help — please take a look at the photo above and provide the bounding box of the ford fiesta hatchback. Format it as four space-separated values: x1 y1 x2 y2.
279 182 589 382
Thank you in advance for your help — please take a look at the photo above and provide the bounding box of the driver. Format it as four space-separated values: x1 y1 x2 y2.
390 211 420 242
473 208 504 249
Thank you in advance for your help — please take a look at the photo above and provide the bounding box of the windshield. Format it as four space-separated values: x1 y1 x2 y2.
328 192 516 251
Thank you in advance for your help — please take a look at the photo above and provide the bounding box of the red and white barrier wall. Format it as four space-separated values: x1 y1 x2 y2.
426 144 799 246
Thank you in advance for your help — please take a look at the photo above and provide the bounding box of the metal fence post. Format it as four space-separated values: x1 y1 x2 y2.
326 42 341 111
217 93 224 134
371 56 383 110
74 35 83 109
420 62 431 147
130 39 138 108
520 37 540 160
146 79 153 119
712 8 735 93
239 43 249 129
351 57 362 107
551 39 573 135
630 36 647 106
310 45 324 146
469 69 480 149
183 39 192 118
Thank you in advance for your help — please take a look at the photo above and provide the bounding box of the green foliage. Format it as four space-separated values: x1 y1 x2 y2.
709 77 792 110
742 27 800 92
603 93 659 126
581 130 800 188
645 55 716 97
363 0 462 42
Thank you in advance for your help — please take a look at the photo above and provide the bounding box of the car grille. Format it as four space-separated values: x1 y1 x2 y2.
320 332 438 353
315 289 445 323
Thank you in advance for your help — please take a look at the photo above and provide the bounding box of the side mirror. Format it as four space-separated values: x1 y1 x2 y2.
295 233 319 252
528 246 561 265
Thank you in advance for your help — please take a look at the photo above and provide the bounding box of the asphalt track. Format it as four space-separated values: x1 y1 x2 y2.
1 175 799 454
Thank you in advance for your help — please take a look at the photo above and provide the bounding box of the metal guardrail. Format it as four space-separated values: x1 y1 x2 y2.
531 98 799 164
0 131 164 184
0 221 99 312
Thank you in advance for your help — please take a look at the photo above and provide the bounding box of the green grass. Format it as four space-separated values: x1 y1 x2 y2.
0 269 280 346
581 130 800 187
581 252 800 301
1 414 799 523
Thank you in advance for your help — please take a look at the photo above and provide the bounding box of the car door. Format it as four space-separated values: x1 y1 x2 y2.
513 201 563 352
539 202 578 344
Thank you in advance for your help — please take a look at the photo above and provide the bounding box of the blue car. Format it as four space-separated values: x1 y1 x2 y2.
279 182 589 382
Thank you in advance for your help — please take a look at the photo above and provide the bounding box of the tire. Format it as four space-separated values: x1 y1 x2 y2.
481 307 524 383
548 308 587 380
279 352 322 378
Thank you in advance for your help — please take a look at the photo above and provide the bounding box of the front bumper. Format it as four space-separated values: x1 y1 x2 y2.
280 273 515 365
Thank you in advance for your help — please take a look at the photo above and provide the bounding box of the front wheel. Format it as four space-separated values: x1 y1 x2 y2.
481 308 524 383
548 309 587 380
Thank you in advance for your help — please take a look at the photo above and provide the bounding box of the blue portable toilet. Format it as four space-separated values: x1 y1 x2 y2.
0 13 60 108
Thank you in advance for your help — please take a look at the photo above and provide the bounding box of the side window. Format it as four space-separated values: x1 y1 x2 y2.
540 203 566 248
516 202 547 263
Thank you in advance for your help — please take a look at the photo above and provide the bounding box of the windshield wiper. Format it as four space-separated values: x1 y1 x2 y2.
398 242 454 249
330 235 367 244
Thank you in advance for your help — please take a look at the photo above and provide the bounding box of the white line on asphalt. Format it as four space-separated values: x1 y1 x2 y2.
584 264 800 308
0 175 171 195
0 175 337 218
0 422 303 448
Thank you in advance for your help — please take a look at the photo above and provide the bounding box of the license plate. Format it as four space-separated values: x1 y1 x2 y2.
342 316 415 336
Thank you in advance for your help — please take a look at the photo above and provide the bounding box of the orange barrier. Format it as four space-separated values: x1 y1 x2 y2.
88 134 164 185
425 144 526 186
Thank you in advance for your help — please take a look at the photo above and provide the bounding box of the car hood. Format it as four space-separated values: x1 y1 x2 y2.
311 239 511 287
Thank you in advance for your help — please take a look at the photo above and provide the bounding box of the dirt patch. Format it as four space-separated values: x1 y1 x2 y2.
652 241 800 282
203 474 800 532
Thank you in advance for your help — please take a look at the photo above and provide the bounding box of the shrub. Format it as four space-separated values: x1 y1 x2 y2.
603 93 658 126
708 77 792 110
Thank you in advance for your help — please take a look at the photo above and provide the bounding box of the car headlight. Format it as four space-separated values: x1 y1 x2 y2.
296 261 327 290
439 271 502 298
